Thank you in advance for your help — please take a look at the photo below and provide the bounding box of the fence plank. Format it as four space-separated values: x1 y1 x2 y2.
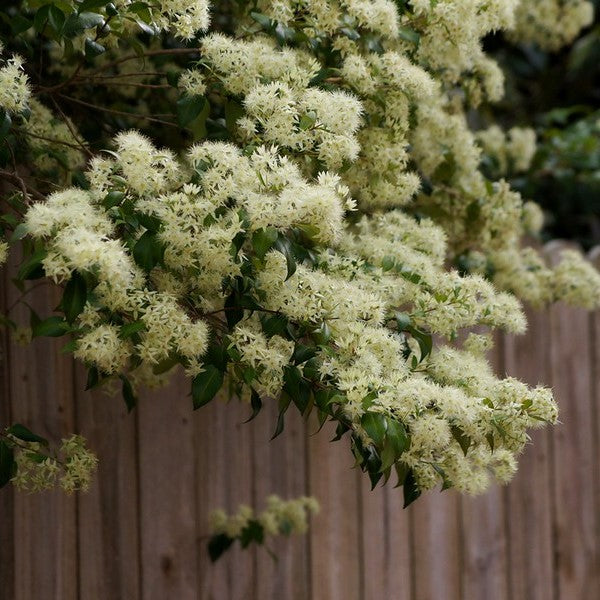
588 247 600 600
196 399 230 600
138 373 198 600
411 491 462 600
75 365 141 600
195 398 256 600
308 421 361 600
503 306 554 600
0 272 15 599
361 478 411 600
252 400 309 600
6 280 78 600
547 242 599 600
460 336 509 600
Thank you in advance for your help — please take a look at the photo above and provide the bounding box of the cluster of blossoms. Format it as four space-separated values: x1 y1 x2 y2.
510 0 594 51
4 0 600 508
7 434 98 493
477 125 538 175
208 495 319 559
0 43 30 114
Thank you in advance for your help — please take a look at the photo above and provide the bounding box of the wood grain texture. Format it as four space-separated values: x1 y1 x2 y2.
75 364 141 600
411 491 462 600
461 336 509 600
138 373 199 600
546 242 599 600
0 270 15 599
308 420 361 600
7 280 78 600
252 400 310 600
361 477 411 600
195 397 256 600
503 307 554 600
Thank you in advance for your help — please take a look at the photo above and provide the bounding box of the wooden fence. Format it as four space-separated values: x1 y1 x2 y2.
1 241 600 600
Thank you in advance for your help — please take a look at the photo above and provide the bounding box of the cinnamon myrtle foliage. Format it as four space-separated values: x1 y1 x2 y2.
0 0 599 522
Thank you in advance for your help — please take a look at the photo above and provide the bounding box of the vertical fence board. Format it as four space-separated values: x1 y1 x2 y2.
75 366 140 600
195 398 256 600
588 247 600 600
138 374 198 600
547 242 599 600
253 400 309 600
383 483 412 600
196 399 230 600
411 491 461 600
0 272 14 599
461 337 509 600
6 280 78 600
503 307 554 600
308 422 361 600
361 478 411 600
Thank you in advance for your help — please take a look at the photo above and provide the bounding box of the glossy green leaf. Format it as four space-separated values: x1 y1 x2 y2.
0 441 15 488
6 424 48 446
61 272 87 323
192 365 223 409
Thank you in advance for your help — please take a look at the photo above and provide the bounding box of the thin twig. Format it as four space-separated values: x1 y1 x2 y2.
89 47 200 76
57 94 182 129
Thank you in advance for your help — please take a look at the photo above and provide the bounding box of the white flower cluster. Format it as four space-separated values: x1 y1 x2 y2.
477 125 538 174
9 434 98 493
510 0 594 51
152 0 211 39
209 495 319 539
0 48 30 114
17 0 600 501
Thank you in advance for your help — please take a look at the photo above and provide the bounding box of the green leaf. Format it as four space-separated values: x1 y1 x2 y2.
6 424 48 445
250 11 273 29
240 520 264 548
273 237 296 280
381 255 395 271
10 222 28 242
298 111 317 131
0 110 12 142
252 227 278 260
208 533 234 562
177 94 206 127
102 190 125 209
398 26 420 45
407 326 432 362
395 312 411 331
224 99 244 134
17 247 46 280
0 441 15 488
451 425 471 456
119 320 146 338
61 272 87 323
192 365 223 409
85 366 100 390
244 389 263 423
77 12 104 29
403 469 421 508
283 366 311 415
78 0 111 12
261 313 288 337
32 316 69 338
120 375 137 412
133 231 164 271
271 395 291 440
48 4 65 32
361 412 386 446
85 37 105 58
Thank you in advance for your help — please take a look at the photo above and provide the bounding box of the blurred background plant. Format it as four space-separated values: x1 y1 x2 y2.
477 0 600 249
